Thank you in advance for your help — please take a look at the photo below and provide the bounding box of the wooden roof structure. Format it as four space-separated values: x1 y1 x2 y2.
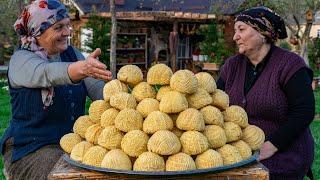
71 0 246 21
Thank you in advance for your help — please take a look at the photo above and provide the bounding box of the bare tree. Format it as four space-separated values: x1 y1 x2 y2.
110 0 117 78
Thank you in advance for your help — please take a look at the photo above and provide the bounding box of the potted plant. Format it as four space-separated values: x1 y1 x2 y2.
198 22 233 70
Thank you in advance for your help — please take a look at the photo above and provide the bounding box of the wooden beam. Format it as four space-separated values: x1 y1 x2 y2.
83 11 216 22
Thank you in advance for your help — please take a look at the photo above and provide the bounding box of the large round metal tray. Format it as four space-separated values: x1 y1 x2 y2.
63 151 259 176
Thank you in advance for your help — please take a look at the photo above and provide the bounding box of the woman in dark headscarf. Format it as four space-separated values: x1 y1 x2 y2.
0 0 112 179
217 6 314 179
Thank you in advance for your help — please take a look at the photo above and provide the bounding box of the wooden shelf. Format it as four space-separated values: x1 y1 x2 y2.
108 48 146 51
117 62 146 65
117 48 145 51
115 33 148 70
117 33 147 36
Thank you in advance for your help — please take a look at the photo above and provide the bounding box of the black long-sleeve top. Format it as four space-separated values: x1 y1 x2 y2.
216 48 315 151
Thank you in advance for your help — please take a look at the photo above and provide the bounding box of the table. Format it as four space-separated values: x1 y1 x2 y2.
48 156 269 180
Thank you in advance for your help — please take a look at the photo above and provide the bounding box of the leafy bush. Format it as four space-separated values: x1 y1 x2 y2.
83 14 111 67
198 21 232 66
279 41 292 51
308 38 320 77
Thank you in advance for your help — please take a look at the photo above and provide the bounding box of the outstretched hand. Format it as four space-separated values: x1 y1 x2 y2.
68 48 112 82
83 48 112 81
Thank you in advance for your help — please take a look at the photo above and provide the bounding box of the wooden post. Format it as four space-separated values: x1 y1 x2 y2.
169 21 178 72
110 0 117 79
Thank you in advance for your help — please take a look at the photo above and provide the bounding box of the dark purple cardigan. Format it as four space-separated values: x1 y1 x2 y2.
220 46 314 174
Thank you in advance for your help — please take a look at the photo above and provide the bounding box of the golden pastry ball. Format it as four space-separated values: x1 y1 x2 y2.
166 153 196 171
89 100 110 123
224 122 242 143
217 144 242 165
200 105 224 127
211 89 229 110
60 133 82 153
103 79 128 102
121 130 149 157
115 109 143 132
195 149 223 169
203 125 227 149
242 125 265 150
73 115 95 138
147 130 181 155
132 82 156 102
133 152 165 171
231 140 252 160
170 70 198 94
117 65 143 85
98 126 123 149
101 149 132 170
176 108 205 131
85 124 103 145
70 141 93 162
186 88 213 109
159 91 188 113
136 98 159 118
82 145 108 167
143 111 173 134
223 105 249 128
147 64 173 85
100 108 119 127
110 92 137 110
180 131 209 155
195 72 217 93
156 86 172 101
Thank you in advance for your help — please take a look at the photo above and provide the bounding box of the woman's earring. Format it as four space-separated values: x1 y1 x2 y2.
262 37 266 44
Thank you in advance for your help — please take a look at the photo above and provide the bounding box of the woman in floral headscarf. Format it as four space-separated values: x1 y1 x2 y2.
217 6 314 179
0 0 112 179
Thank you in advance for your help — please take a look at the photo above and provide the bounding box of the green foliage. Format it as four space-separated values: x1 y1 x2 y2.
279 41 292 51
0 81 10 180
83 14 111 67
0 0 22 64
198 22 232 65
311 121 320 180
308 38 320 77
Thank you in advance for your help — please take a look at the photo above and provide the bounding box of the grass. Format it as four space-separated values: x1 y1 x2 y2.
0 84 10 180
0 80 319 179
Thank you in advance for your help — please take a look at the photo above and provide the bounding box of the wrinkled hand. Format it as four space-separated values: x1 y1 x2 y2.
258 141 278 161
68 48 112 82
83 48 112 81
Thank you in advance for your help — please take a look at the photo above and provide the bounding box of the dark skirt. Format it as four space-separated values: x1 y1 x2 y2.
2 138 63 180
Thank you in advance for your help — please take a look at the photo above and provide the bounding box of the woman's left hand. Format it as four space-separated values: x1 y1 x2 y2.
258 141 278 161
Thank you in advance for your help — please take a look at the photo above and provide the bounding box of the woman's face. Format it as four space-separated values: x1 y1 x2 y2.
36 18 71 55
233 21 264 55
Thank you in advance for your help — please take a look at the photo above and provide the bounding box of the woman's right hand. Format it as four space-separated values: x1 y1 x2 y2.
68 48 112 82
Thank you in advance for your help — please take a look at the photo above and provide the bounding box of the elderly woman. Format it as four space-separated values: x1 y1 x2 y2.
217 7 314 179
0 0 112 179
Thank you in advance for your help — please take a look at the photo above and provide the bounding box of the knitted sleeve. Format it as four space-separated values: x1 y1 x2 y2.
267 67 314 151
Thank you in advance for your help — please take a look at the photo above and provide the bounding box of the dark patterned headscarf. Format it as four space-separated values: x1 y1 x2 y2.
13 0 69 109
235 6 287 42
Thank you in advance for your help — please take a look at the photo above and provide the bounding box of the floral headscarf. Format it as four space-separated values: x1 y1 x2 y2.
235 6 287 42
13 0 69 109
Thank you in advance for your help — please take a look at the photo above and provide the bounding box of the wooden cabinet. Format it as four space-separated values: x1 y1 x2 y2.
115 33 148 70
